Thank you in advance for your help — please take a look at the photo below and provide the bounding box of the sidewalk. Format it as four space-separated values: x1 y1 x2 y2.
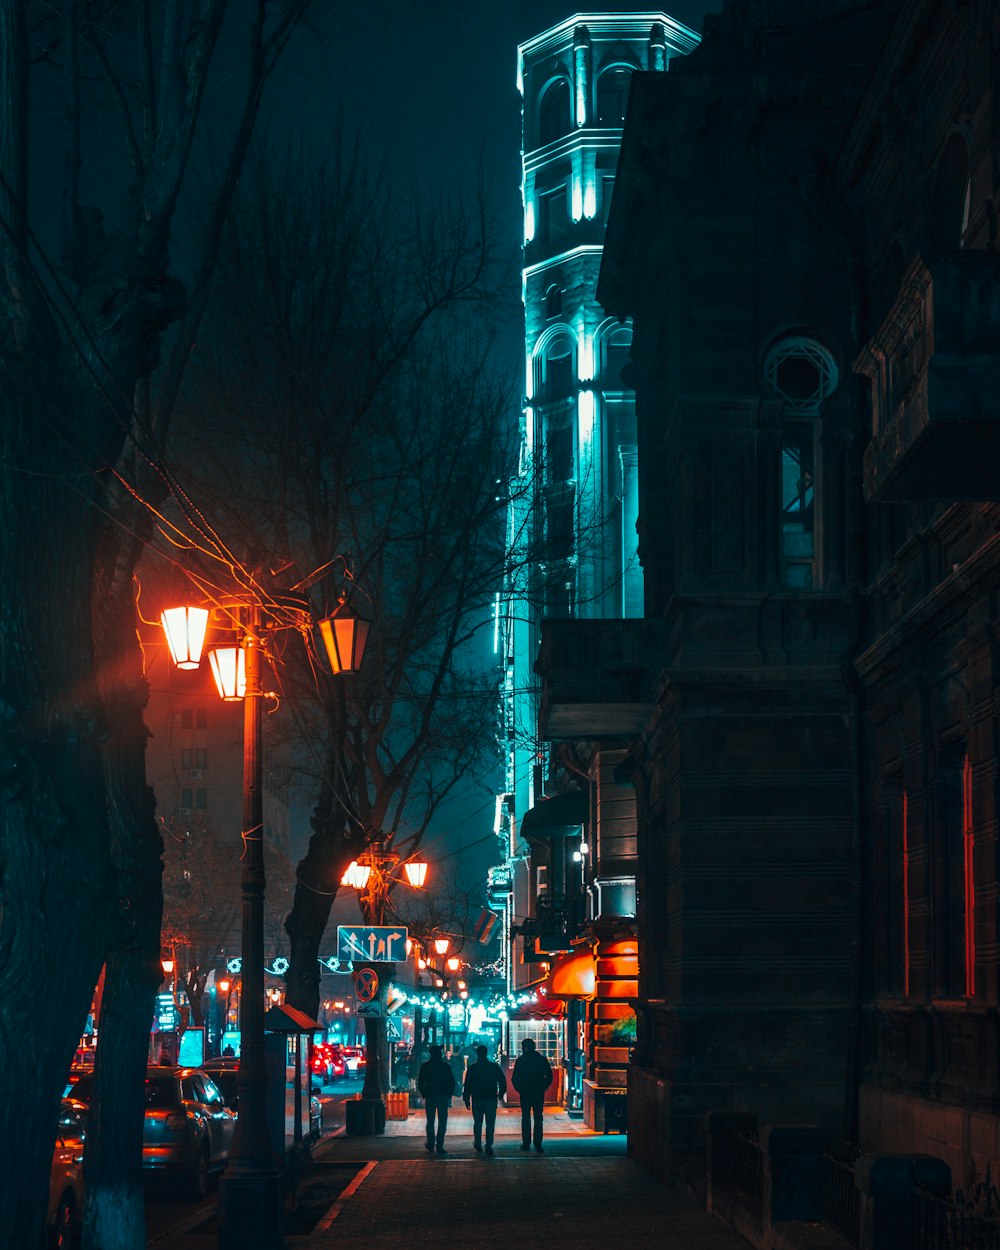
292 1104 753 1250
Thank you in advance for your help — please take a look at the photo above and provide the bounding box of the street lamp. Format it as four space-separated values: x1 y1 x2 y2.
340 841 428 1128
161 594 368 1250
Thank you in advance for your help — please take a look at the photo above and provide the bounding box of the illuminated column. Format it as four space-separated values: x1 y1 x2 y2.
574 25 591 127
649 22 668 71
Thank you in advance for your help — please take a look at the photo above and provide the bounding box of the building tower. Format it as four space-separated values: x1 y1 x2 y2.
492 11 699 1110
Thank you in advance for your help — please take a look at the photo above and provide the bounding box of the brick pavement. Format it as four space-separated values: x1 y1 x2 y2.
296 1105 753 1250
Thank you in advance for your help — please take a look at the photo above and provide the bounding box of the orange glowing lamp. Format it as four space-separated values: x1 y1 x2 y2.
402 859 428 888
317 612 371 675
207 645 245 701
433 937 450 956
161 606 209 670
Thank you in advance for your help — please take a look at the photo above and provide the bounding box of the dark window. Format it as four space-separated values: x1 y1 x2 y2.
181 788 193 810
602 176 615 226
195 708 208 730
541 341 574 399
181 708 193 730
539 186 568 244
545 285 563 319
780 424 816 588
604 328 631 388
195 788 208 810
181 748 193 769
195 748 208 768
545 425 574 483
929 134 971 251
597 66 633 125
539 80 570 144
545 496 575 561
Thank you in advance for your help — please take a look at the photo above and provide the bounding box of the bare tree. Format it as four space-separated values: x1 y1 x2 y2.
0 4 312 1246
159 135 527 1038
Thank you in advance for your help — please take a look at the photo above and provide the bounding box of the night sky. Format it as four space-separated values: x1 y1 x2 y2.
265 1 723 900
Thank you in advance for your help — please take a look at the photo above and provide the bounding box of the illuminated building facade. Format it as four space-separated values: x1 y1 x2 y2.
533 0 1000 1214
493 10 698 1126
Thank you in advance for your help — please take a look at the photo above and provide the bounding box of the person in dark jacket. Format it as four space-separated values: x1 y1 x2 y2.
462 1044 507 1155
511 1037 553 1152
417 1044 456 1154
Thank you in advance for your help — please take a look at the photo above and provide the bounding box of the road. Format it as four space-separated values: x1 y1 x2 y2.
145 1073 365 1247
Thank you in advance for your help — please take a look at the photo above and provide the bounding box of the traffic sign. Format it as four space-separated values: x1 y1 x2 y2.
356 1000 384 1017
337 925 408 963
354 968 379 1002
387 1019 401 1039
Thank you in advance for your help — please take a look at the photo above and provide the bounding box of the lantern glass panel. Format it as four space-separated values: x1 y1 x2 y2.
208 646 245 700
161 606 209 670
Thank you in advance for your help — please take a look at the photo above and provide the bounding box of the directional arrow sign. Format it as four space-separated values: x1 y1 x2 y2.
337 925 408 964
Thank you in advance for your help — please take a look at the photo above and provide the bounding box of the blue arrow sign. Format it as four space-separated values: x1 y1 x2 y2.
337 925 408 964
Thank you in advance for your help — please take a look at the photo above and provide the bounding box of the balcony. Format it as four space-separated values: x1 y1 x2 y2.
536 618 666 739
858 253 1000 502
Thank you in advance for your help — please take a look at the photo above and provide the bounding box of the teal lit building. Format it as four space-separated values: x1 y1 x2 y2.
493 12 699 1112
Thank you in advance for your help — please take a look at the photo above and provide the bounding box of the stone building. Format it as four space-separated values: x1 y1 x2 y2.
555 0 1000 1194
494 9 699 1129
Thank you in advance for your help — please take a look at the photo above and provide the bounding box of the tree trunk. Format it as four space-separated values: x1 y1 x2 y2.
284 810 355 1018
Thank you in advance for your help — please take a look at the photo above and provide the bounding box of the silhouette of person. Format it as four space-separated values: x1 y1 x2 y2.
512 1037 553 1153
463 1044 507 1155
417 1044 456 1154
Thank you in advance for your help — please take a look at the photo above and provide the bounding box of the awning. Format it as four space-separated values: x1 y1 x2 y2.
264 1004 321 1034
510 991 566 1019
548 947 597 1000
520 790 588 840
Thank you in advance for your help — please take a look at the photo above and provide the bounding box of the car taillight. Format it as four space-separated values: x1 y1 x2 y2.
165 1113 187 1131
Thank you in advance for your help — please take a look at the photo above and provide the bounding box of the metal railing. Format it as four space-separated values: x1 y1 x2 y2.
821 1151 861 1247
914 1167 1000 1250
728 1125 765 1206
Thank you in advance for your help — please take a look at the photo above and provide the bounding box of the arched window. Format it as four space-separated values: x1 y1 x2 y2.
929 133 971 251
534 334 577 402
545 285 563 319
763 337 839 589
539 79 571 145
596 66 634 126
602 324 632 388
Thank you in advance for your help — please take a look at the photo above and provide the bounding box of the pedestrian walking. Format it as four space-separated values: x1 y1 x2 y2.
417 1043 456 1154
462 1044 507 1155
511 1037 553 1152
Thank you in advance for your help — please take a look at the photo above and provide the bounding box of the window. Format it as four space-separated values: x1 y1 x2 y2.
780 423 816 588
544 495 575 561
182 748 193 769
195 788 208 810
538 185 568 244
181 708 193 730
545 425 574 483
596 66 633 125
195 708 208 730
535 336 576 401
181 788 193 810
602 176 615 226
545 284 563 319
539 79 570 145
603 325 632 389
763 337 838 589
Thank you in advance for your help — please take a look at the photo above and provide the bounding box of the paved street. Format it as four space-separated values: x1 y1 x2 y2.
151 1103 752 1249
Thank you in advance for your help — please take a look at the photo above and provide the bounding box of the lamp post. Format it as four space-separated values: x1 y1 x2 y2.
161 593 369 1249
340 841 427 1130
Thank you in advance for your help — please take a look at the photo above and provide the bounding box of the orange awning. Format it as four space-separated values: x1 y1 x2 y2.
547 947 597 1000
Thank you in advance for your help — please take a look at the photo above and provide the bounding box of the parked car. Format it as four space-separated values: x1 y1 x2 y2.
202 1056 323 1142
70 1067 235 1199
48 1099 86 1249
328 1051 347 1080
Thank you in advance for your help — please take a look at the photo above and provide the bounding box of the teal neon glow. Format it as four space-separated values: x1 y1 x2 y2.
578 332 594 382
525 357 534 401
578 389 595 445
493 591 500 654
524 198 535 242
583 176 597 220
571 175 583 223
525 405 534 453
